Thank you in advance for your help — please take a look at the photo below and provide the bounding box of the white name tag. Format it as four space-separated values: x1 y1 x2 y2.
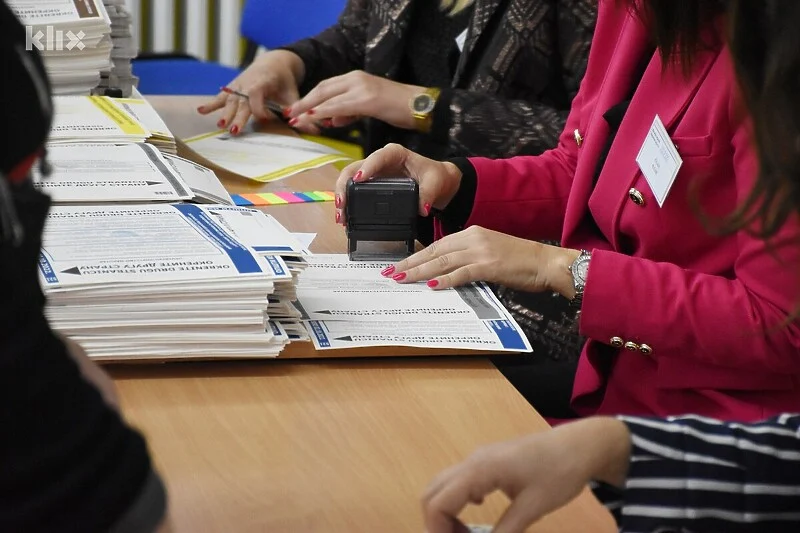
635 115 682 207
456 29 467 52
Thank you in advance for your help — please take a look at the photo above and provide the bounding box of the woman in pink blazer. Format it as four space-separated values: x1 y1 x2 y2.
334 0 800 422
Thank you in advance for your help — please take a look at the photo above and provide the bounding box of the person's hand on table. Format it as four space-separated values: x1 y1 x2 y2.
385 227 580 296
286 71 425 132
197 50 305 135
422 417 631 533
334 143 462 224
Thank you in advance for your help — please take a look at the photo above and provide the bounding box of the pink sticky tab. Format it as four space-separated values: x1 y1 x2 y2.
276 191 303 203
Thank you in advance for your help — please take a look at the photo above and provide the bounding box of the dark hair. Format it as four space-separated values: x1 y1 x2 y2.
620 0 727 73
726 0 800 239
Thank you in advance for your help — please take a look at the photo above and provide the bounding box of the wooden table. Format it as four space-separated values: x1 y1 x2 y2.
107 96 615 532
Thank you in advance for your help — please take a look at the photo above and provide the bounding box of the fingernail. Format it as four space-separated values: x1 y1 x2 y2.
427 279 439 288
288 118 298 126
335 211 341 224
392 272 407 281
197 106 205 113
307 109 316 115
381 266 396 277
323 118 333 128
282 107 291 118
335 195 342 208
217 119 226 128
354 170 363 181
424 202 431 216
230 125 239 135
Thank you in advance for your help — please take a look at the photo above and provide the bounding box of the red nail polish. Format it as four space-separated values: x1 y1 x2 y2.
217 119 226 128
424 203 431 215
381 266 396 277
230 125 239 135
197 106 205 113
323 119 333 128
335 195 342 208
288 118 298 126
307 109 316 116
335 211 341 224
392 272 407 281
282 108 291 118
354 170 363 181
427 279 439 288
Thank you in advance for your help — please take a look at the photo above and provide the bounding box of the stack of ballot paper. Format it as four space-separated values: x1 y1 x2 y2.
95 0 137 96
50 95 150 144
105 89 177 153
40 204 310 360
183 128 350 183
9 0 113 95
294 255 533 352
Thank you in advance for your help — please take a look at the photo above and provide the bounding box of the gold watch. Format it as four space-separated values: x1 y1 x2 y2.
409 87 441 133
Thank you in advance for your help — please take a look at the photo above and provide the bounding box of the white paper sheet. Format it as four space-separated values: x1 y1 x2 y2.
50 95 150 142
38 204 288 287
296 255 532 352
183 129 350 183
34 143 192 202
163 153 233 205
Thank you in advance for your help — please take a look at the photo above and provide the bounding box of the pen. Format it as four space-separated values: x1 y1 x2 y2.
220 86 288 121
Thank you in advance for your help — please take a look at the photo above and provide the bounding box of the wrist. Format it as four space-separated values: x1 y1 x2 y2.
544 246 580 298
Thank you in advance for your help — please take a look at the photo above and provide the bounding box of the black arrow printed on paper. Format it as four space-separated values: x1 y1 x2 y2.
316 310 332 314
61 267 81 275
334 337 353 341
145 181 162 186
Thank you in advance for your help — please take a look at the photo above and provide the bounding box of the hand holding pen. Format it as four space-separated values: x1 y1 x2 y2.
216 87 329 135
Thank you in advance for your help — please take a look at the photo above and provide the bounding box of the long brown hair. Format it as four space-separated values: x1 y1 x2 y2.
620 0 727 73
726 0 800 239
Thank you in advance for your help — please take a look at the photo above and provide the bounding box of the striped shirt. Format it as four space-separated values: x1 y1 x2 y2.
591 414 800 532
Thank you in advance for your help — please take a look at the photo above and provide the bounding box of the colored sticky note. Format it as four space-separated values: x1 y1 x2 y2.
275 191 304 204
262 193 288 205
232 194 252 206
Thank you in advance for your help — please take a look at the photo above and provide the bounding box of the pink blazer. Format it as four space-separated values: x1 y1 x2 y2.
456 1 800 420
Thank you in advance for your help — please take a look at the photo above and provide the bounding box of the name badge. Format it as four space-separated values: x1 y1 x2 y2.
635 115 682 207
455 29 467 52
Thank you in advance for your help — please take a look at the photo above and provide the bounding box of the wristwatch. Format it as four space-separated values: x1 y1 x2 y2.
409 87 441 133
569 249 592 308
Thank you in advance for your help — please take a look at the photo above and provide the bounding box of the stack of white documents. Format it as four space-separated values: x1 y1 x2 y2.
9 0 113 95
105 88 177 153
50 95 150 144
40 204 309 360
95 0 137 96
33 143 193 203
295 255 533 353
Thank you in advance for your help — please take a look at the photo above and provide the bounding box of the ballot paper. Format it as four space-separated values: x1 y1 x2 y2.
33 143 192 203
183 128 350 183
9 0 113 95
41 203 307 360
296 255 532 352
106 89 176 153
50 95 150 143
38 204 289 287
200 205 311 256
163 154 233 205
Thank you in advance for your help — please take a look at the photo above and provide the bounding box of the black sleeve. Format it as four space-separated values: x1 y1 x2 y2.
435 157 477 232
278 0 370 95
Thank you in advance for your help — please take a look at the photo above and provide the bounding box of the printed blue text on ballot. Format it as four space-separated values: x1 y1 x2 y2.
489 320 527 351
309 321 331 348
172 204 263 274
38 253 59 284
